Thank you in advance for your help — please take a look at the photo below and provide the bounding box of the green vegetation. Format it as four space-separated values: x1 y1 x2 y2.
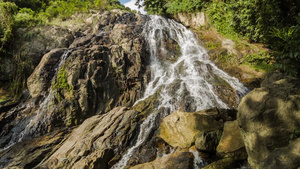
0 0 130 96
137 0 300 77
0 0 129 54
242 52 276 72
52 64 71 92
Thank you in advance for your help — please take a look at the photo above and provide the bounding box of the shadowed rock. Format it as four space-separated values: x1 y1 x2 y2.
238 72 300 169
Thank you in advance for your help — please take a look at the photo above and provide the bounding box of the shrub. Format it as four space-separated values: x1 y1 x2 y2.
165 0 208 14
270 23 300 77
0 1 18 51
15 8 42 28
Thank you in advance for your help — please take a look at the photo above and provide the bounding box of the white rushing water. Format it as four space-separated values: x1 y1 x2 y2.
18 49 72 142
0 49 72 152
112 15 248 169
190 149 206 169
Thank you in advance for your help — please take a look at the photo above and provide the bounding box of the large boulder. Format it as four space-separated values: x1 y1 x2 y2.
216 120 246 158
130 150 194 169
158 109 225 148
173 12 207 29
238 72 300 169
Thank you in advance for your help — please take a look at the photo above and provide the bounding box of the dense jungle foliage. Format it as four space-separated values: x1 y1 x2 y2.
0 0 128 54
137 0 300 77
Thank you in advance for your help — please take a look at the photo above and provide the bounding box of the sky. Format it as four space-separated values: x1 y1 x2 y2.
121 0 147 14
119 0 131 4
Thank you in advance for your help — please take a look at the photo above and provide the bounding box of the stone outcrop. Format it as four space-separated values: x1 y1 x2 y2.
173 12 207 28
130 150 194 169
0 10 151 168
158 108 236 149
0 130 68 169
238 72 300 169
216 120 246 159
39 107 141 169
26 10 150 131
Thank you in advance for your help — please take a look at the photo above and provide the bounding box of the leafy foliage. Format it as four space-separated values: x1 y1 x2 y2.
270 23 300 76
0 1 18 52
165 0 208 14
139 0 300 76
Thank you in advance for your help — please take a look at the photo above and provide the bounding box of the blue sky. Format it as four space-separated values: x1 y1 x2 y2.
119 0 131 4
122 0 146 14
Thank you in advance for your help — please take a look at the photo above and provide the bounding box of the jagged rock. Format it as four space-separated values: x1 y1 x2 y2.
173 12 207 28
195 129 223 153
0 130 68 169
221 39 237 55
130 150 194 169
238 72 300 169
0 10 151 168
25 10 150 128
39 107 141 169
156 31 181 62
27 48 67 98
158 109 223 148
216 120 246 159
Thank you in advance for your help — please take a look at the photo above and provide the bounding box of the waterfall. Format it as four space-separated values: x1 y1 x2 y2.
190 149 206 169
0 49 72 151
112 15 248 169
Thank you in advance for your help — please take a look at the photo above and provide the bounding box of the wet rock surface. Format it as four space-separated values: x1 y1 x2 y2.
0 10 151 168
0 9 254 169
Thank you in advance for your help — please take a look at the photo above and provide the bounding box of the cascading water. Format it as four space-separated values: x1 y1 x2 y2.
112 15 248 169
0 49 72 152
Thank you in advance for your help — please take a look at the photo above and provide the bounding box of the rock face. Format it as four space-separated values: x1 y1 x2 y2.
0 9 254 169
238 72 300 169
0 10 151 168
130 150 194 169
173 12 207 28
0 130 68 169
39 107 141 169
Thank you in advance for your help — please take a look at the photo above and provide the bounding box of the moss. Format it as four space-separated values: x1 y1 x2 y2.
52 63 74 101
52 64 71 91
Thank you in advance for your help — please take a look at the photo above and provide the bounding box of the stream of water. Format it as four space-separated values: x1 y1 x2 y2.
0 49 72 152
112 15 248 169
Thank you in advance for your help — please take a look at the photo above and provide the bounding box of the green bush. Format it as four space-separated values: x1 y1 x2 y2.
136 0 167 14
0 1 18 52
270 23 300 77
15 8 42 28
2 0 50 11
165 0 208 14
